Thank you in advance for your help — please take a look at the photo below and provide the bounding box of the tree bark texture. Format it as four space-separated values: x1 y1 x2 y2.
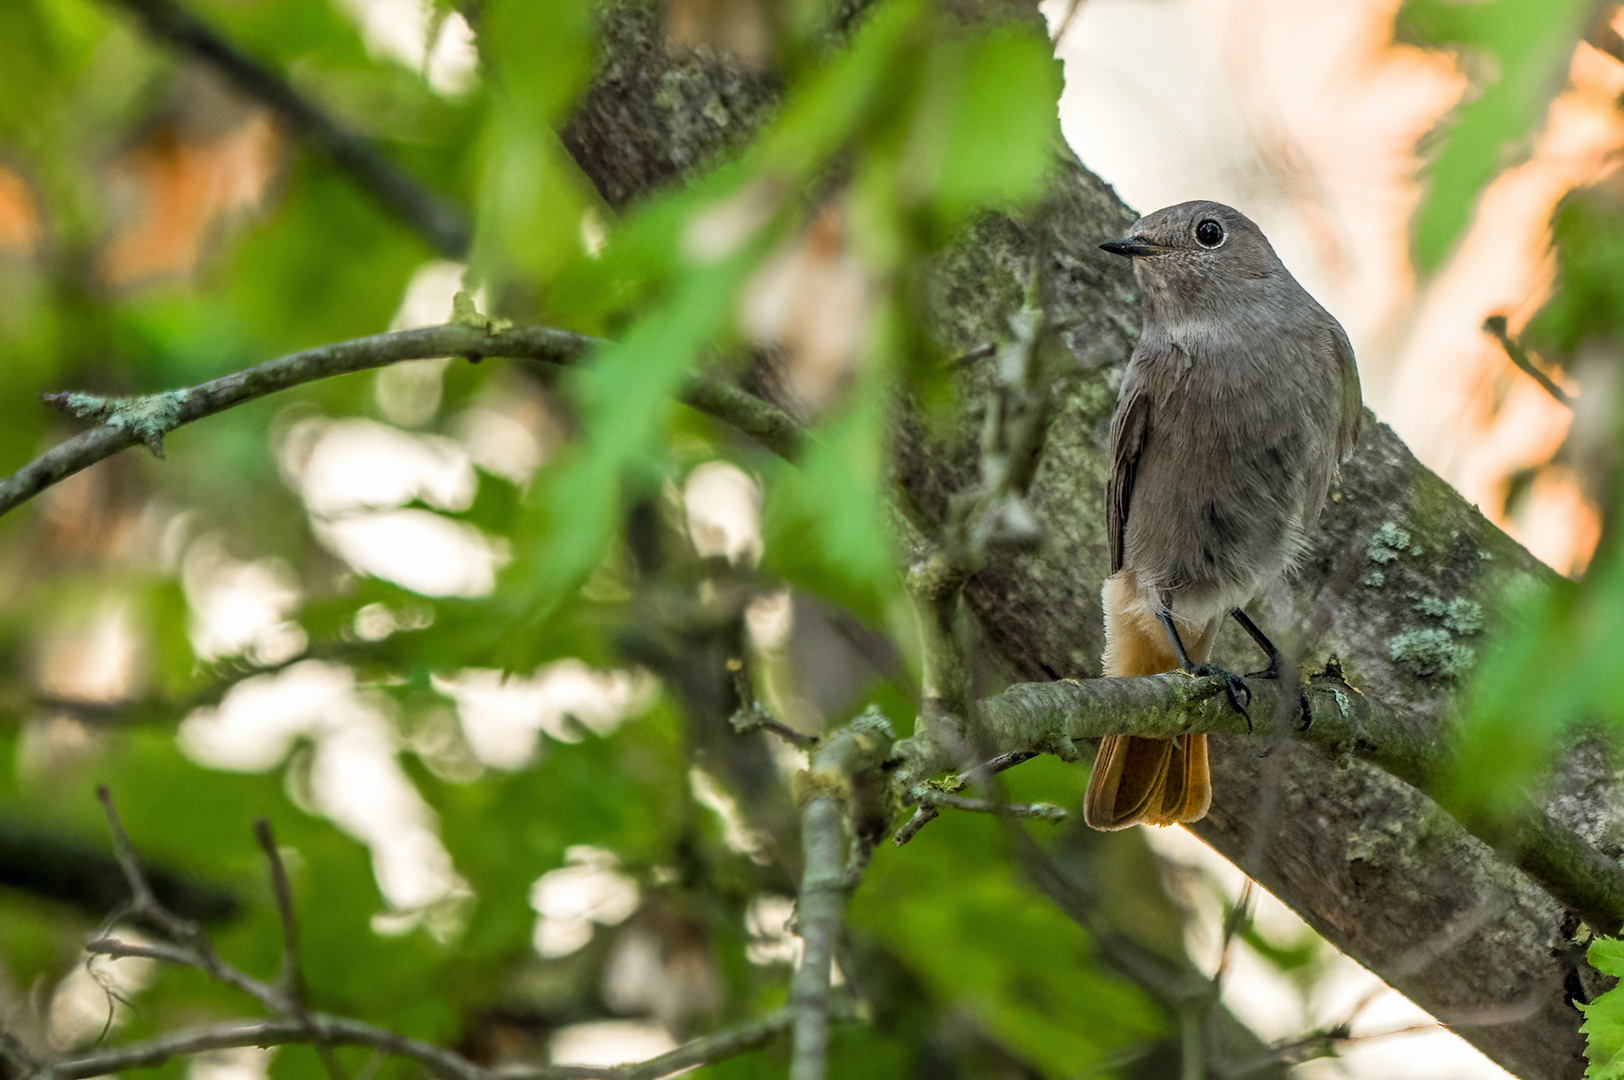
568 5 1620 1077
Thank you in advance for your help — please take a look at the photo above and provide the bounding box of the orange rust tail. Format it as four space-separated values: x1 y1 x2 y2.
1083 573 1215 830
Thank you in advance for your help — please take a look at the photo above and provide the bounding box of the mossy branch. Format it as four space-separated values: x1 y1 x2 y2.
894 672 1624 935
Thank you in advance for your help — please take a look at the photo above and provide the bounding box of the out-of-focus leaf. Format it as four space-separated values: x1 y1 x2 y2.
1446 556 1624 825
1529 191 1624 358
469 0 598 297
897 26 1062 228
495 251 759 662
218 162 423 355
1399 0 1592 271
761 370 901 626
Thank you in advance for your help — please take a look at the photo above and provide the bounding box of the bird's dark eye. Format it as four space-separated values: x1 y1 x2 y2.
1195 219 1225 247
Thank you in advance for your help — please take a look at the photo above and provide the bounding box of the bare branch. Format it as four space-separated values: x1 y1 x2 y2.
36 1016 482 1080
104 0 471 258
252 820 302 999
3 323 802 520
94 787 158 911
84 938 200 969
504 1008 794 1080
728 661 816 747
93 790 291 1011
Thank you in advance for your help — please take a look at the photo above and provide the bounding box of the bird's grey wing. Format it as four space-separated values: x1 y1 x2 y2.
1107 368 1152 575
1328 323 1363 461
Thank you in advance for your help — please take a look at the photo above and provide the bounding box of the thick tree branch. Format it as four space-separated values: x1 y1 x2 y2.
5 323 801 520
896 674 1624 936
105 0 471 258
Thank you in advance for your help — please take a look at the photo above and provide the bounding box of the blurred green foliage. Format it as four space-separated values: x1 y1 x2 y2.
0 0 1194 1076
1404 7 1624 1076
1398 0 1593 271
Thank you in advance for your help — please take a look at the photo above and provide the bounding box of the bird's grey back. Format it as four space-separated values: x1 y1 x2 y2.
1107 202 1362 623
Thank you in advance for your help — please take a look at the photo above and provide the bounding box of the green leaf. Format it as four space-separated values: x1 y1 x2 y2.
1584 937 1624 1077
498 251 758 652
898 25 1062 226
1529 192 1624 357
468 0 598 295
761 374 901 626
851 813 1162 1074
1447 545 1624 825
1400 0 1592 270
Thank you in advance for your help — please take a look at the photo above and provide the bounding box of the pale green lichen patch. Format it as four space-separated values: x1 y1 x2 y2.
1368 522 1413 564
1415 596 1483 635
1390 628 1476 681
53 391 183 456
1363 569 1385 588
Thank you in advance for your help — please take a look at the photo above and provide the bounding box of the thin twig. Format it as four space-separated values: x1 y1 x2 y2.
1484 315 1573 408
903 787 1066 822
3 323 802 520
35 1008 795 1080
892 748 1042 845
252 820 302 998
38 1016 481 1080
93 790 291 1012
515 1007 794 1080
1212 879 1254 991
84 939 201 969
105 0 470 258
95 787 158 911
957 748 1040 786
728 663 816 747
254 819 345 1080
60 799 796 1080
889 804 937 846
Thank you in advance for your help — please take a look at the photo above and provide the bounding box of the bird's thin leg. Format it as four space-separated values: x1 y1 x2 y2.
1155 610 1251 727
1230 608 1310 731
1231 609 1282 677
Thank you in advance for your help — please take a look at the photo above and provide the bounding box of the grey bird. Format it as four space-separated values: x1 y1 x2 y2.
1083 200 1363 831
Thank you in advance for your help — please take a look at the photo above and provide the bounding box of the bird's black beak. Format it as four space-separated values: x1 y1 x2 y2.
1099 237 1167 258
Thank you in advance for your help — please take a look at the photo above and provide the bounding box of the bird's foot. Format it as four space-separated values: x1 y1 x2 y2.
1244 663 1312 731
1188 664 1252 730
